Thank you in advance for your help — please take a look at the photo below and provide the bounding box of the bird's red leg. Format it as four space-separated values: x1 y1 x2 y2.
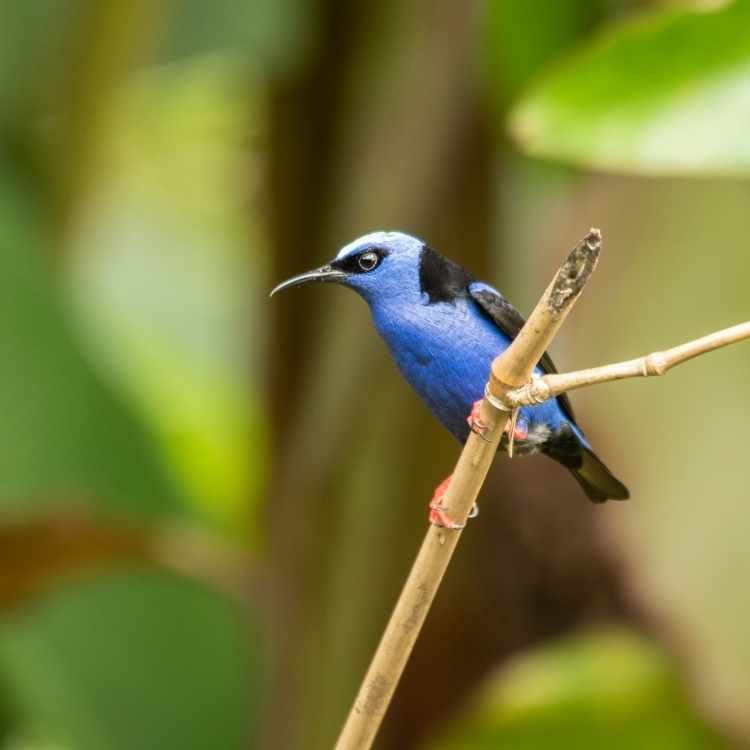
429 475 456 528
466 399 488 439
428 473 479 529
431 398 525 528
467 399 529 442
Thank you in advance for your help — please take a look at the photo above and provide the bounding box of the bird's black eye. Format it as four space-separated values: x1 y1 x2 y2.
358 251 380 272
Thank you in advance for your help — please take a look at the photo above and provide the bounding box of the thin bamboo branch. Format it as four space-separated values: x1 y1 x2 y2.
334 229 602 750
505 320 750 408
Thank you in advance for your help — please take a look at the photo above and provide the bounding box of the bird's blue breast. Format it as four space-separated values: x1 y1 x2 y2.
370 295 575 444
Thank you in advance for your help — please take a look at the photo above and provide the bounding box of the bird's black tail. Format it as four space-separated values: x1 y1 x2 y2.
571 447 629 503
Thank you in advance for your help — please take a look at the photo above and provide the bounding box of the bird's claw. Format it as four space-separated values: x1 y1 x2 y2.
504 413 529 442
429 504 466 529
467 400 490 442
428 474 478 529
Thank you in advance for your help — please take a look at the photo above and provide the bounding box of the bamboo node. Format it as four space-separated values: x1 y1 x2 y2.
643 352 667 376
484 382 512 412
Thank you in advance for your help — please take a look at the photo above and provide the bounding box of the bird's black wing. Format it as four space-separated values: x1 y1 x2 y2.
468 281 576 422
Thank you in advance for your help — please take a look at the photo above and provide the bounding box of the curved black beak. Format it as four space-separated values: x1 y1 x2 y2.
269 264 346 297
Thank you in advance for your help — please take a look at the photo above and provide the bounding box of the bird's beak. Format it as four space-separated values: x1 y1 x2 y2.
269 264 347 297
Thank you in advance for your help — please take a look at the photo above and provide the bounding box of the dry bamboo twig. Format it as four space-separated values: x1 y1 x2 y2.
504 320 750 408
334 229 602 750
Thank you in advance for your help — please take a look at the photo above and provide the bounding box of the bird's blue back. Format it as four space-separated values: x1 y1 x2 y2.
370 290 582 445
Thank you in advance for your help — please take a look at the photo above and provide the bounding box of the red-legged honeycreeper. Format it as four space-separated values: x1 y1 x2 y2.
271 231 628 511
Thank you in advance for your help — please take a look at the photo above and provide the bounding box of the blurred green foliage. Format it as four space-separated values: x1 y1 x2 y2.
0 172 182 517
0 2 272 748
484 0 604 103
66 56 264 532
509 0 750 174
0 572 262 750
425 628 729 750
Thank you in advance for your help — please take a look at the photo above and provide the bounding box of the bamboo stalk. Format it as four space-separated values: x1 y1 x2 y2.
333 229 602 750
504 320 750 408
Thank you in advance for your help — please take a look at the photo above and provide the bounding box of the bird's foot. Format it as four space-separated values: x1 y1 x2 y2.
466 400 489 441
503 412 529 458
505 414 529 442
467 400 529 444
428 474 479 529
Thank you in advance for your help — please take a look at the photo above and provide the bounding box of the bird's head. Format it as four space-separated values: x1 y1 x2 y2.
270 230 462 306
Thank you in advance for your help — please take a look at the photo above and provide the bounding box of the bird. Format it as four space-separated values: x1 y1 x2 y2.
271 231 628 527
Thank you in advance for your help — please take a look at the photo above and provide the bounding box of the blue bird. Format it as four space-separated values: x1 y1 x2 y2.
271 231 628 527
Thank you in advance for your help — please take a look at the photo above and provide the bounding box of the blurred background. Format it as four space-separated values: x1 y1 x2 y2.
1 0 749 748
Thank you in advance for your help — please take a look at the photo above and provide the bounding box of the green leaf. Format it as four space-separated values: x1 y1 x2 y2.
66 57 265 532
0 571 263 750
509 0 750 175
483 0 604 103
424 628 730 750
0 172 184 518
